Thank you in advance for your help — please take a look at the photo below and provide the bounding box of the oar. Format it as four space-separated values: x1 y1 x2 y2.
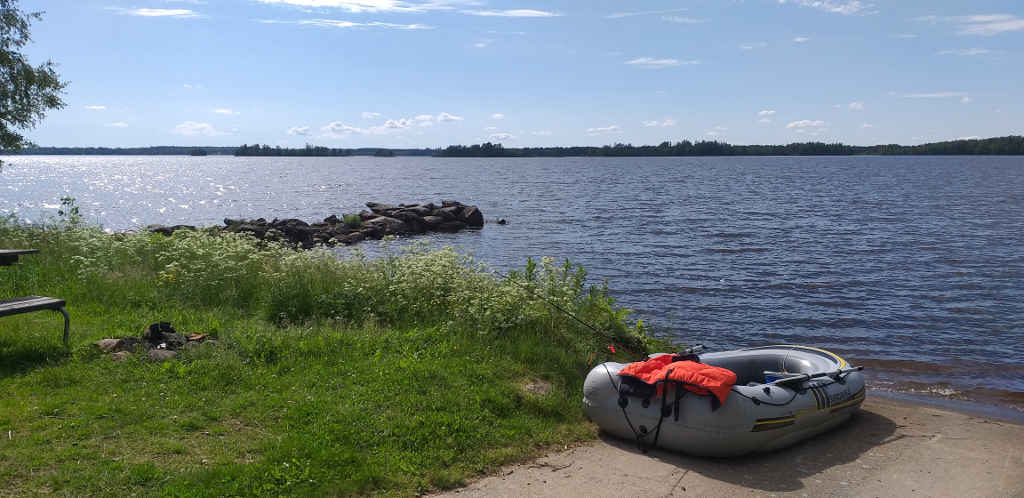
762 366 863 386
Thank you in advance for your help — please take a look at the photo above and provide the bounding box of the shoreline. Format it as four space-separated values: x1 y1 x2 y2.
435 395 1024 497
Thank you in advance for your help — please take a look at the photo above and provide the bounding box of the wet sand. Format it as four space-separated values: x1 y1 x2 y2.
436 396 1024 497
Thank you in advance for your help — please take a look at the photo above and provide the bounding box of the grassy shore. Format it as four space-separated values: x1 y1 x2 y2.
0 216 662 496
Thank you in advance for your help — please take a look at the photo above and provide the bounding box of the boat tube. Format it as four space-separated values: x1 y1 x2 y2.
583 345 865 457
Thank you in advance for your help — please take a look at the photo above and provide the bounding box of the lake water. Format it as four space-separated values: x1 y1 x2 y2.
3 155 1023 416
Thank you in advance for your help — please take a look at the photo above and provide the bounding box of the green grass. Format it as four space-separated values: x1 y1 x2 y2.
0 217 665 496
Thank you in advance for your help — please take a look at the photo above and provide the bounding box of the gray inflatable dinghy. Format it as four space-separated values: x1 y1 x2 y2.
583 345 865 457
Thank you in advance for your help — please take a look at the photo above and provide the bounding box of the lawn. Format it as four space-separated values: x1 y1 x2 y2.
0 216 662 496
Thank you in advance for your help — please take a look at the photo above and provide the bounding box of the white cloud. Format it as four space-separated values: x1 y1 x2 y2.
322 121 365 137
384 118 413 129
918 14 1024 36
531 130 553 136
255 0 468 14
960 96 972 104
786 120 826 129
777 0 873 16
491 113 505 120
892 33 917 39
625 57 697 68
758 118 772 124
213 108 239 115
903 91 968 98
606 8 689 19
85 105 106 110
937 48 991 56
662 16 705 24
586 125 620 135
848 101 865 110
362 112 381 119
183 83 200 89
861 123 873 128
958 136 980 140
739 42 767 50
462 9 559 17
261 18 432 29
414 114 434 121
473 40 492 48
793 36 810 42
287 126 311 136
107 7 199 18
437 112 463 122
758 110 776 117
484 126 497 131
174 121 225 136
107 122 129 128
488 132 514 141
642 118 677 127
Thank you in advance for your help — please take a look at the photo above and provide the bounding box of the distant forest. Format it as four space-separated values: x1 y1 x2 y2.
435 135 1024 157
6 135 1022 157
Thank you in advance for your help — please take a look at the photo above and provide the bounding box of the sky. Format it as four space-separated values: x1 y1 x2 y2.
16 0 1024 147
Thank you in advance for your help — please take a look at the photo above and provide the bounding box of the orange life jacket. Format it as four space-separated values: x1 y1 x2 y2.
618 354 737 404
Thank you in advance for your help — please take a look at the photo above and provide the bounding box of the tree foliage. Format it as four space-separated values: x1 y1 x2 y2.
0 0 67 151
435 136 1024 157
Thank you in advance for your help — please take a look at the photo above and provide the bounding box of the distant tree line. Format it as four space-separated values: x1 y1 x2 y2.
435 136 1024 157
7 136 1022 158
235 144 352 157
8 146 238 155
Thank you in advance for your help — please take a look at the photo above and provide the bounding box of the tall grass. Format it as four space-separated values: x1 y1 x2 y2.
0 216 661 496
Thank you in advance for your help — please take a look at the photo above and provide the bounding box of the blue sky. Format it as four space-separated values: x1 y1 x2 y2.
18 0 1024 147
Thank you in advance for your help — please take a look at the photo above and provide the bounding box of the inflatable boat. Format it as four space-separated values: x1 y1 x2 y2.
583 345 865 457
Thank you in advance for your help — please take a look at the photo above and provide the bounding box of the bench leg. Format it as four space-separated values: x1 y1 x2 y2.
58 307 70 349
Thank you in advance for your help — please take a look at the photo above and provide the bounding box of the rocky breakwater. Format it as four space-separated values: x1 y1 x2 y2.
219 200 484 248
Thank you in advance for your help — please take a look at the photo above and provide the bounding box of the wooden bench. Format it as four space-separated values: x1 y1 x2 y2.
1 249 70 349
0 296 70 348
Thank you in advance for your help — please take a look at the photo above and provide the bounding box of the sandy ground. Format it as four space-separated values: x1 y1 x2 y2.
436 396 1024 497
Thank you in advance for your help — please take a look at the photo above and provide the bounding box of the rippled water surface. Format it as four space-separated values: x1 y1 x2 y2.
3 155 1023 412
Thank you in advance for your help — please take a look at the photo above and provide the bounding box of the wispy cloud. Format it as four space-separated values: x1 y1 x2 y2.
786 120 826 129
606 8 689 19
892 33 917 39
255 0 467 14
174 121 225 136
491 113 505 120
586 125 620 135
322 112 461 137
437 112 463 122
937 48 991 56
625 57 697 68
793 36 810 43
642 118 677 127
213 108 239 115
777 0 874 16
739 41 767 50
861 123 873 128
85 105 106 110
287 126 311 136
107 122 129 128
462 9 559 18
531 130 552 136
106 7 199 18
260 18 432 29
848 101 865 110
758 110 776 117
488 132 514 141
918 14 1024 36
662 16 705 24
